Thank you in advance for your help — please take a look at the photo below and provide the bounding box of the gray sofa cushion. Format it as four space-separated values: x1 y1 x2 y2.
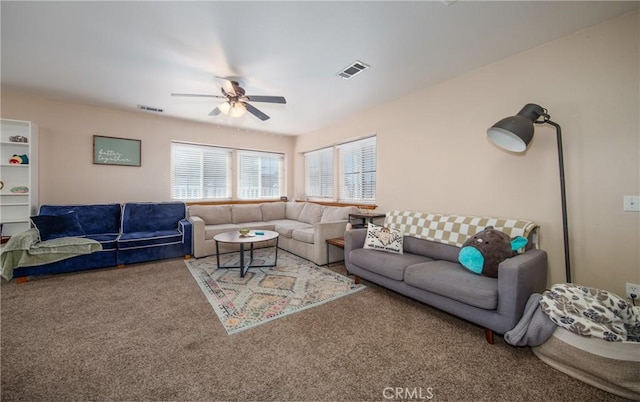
299 203 324 224
321 206 357 222
189 205 232 225
349 248 432 281
261 202 286 221
403 236 460 263
285 202 305 220
232 204 262 224
404 261 499 310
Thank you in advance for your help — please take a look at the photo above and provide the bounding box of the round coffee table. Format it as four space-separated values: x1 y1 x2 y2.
213 230 279 277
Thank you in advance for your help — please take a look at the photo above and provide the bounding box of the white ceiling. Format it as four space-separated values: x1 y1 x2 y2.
1 1 637 136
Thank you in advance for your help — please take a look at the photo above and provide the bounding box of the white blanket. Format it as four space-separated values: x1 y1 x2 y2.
540 283 640 342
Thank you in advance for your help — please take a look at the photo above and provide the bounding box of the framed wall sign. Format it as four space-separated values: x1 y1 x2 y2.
93 135 141 166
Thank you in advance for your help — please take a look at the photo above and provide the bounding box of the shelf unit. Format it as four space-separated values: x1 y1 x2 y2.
0 119 39 238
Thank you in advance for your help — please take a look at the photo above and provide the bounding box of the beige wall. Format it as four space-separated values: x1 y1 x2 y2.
1 12 638 296
295 12 640 296
1 90 296 204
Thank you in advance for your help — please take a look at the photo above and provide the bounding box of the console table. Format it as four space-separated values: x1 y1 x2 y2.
348 212 386 228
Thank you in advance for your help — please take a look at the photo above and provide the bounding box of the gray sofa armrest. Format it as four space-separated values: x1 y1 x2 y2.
496 249 548 326
344 228 367 271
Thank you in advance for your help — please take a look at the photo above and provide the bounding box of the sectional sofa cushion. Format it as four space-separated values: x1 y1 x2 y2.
189 205 232 225
204 223 239 239
232 204 263 224
292 228 315 244
285 202 305 220
118 230 185 249
31 212 86 241
321 206 355 222
298 202 324 224
404 261 499 310
122 202 186 232
39 204 121 235
274 221 313 238
261 202 286 221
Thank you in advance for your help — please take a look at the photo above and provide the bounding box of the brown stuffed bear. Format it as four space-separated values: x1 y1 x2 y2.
458 226 527 278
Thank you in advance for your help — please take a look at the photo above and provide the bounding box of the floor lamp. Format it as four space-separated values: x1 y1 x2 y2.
486 103 571 283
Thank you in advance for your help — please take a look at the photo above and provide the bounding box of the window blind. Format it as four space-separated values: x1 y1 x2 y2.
338 136 376 203
237 150 283 199
304 147 334 198
170 142 231 200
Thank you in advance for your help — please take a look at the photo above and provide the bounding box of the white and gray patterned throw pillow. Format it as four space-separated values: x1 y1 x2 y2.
363 223 403 255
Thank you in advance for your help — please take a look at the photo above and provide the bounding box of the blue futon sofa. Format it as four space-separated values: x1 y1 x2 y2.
13 202 192 281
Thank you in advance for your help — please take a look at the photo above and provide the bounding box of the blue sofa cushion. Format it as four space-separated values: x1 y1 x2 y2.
117 230 184 249
85 234 119 251
39 204 121 235
121 202 186 233
30 212 85 241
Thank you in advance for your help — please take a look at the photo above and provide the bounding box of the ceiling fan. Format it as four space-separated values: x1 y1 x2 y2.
171 78 286 121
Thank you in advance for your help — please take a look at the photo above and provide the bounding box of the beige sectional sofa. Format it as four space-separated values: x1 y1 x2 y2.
187 202 359 265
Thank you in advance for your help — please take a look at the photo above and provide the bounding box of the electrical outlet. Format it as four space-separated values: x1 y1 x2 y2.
626 282 640 300
623 195 640 212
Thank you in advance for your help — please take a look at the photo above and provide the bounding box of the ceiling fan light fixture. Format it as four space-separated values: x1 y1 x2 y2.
230 102 247 117
218 101 231 115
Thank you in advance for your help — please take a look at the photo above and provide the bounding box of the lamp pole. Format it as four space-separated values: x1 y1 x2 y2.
539 119 571 283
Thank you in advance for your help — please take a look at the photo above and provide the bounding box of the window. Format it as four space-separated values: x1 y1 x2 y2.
338 136 376 203
170 142 231 200
237 150 284 200
303 136 376 203
304 147 333 199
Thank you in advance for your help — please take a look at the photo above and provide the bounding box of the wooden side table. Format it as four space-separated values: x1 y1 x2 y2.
325 237 345 266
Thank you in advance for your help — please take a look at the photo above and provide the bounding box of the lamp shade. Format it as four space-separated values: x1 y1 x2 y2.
487 103 546 153
230 102 246 117
218 101 231 115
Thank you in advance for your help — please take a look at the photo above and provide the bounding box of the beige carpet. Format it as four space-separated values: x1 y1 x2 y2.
0 258 627 402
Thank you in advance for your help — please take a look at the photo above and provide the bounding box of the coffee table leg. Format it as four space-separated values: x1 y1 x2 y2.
216 240 220 268
239 243 246 277
274 236 279 265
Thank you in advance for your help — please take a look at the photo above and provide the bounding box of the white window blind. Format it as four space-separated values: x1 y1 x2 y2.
304 147 333 199
170 142 231 200
237 150 283 199
338 136 376 203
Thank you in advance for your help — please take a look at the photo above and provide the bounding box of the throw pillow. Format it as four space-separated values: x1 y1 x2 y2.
458 226 528 278
31 211 86 241
363 223 403 254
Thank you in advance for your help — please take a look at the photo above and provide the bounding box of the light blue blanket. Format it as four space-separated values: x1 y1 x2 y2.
1 229 102 281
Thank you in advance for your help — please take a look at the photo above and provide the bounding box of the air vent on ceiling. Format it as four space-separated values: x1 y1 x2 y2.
337 60 370 80
137 104 164 113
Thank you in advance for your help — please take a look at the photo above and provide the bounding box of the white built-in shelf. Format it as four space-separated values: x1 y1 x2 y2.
0 118 38 237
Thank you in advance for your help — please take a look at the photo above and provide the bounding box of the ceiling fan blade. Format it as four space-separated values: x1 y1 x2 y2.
243 102 270 121
208 107 222 117
171 93 225 99
215 76 238 96
245 95 286 104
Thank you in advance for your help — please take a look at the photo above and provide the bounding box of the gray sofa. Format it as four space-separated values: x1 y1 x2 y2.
188 201 358 265
344 212 548 343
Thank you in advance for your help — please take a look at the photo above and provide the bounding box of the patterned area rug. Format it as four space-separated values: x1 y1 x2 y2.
185 249 365 334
